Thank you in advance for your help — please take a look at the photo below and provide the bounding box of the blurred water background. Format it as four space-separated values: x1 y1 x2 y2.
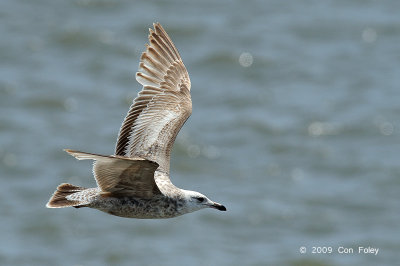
1 0 399 265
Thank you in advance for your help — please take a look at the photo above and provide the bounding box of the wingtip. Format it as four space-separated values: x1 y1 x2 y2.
149 22 162 34
153 22 166 35
64 149 76 156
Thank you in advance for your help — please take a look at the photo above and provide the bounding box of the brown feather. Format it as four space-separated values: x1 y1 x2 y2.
115 23 191 175
46 183 85 208
64 149 160 198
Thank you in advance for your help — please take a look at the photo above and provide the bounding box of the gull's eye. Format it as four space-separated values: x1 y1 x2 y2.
194 196 205 203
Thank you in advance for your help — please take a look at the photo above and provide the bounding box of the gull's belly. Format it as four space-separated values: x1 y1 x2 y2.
89 196 184 219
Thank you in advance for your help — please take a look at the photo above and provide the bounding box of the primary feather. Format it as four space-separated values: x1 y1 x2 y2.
115 23 192 174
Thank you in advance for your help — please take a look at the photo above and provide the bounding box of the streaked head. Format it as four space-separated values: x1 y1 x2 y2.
181 190 226 213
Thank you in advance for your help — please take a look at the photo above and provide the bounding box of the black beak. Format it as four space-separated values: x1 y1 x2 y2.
211 202 226 211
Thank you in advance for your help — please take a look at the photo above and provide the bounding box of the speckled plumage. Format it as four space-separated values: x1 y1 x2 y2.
71 188 186 219
46 23 226 218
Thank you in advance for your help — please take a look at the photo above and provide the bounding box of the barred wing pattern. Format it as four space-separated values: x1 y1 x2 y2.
65 149 160 198
115 23 191 174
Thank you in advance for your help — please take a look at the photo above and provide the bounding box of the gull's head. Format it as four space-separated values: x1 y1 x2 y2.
181 190 226 213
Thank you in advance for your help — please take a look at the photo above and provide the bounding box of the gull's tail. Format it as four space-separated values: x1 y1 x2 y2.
46 183 86 208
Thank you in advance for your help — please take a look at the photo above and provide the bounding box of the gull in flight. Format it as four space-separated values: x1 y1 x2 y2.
46 23 226 218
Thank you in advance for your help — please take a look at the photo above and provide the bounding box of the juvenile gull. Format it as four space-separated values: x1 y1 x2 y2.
46 23 226 219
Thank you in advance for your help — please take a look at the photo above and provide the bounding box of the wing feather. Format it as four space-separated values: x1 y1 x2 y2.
65 149 160 198
115 23 191 174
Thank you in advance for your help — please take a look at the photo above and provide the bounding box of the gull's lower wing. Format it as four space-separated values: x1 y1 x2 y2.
65 149 160 198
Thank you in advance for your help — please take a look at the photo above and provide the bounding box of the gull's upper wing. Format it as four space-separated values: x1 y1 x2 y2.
115 23 191 174
65 149 160 198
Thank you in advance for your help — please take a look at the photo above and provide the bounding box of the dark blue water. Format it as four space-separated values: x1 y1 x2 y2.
1 0 399 265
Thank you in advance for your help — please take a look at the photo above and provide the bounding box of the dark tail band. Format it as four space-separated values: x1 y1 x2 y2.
46 183 85 208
